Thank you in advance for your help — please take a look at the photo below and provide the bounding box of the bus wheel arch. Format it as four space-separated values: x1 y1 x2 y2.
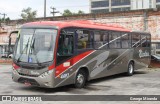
127 60 135 76
74 67 89 88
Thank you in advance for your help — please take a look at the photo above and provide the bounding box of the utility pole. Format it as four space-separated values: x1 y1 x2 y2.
44 0 46 18
0 13 7 24
0 15 1 27
50 7 59 17
143 10 148 31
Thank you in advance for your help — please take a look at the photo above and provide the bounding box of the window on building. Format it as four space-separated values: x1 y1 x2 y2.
0 45 8 58
121 7 130 11
91 0 109 8
109 32 121 48
111 8 121 12
132 33 141 47
111 7 130 12
91 9 109 13
77 30 93 49
156 0 160 3
156 43 160 49
149 0 152 8
111 0 130 6
156 5 160 9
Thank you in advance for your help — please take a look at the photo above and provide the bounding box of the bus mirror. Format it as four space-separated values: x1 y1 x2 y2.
8 31 19 57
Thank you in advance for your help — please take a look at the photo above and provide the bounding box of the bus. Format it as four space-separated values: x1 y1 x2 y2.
12 20 151 88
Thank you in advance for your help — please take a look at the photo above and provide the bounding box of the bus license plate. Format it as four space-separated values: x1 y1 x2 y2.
24 82 31 86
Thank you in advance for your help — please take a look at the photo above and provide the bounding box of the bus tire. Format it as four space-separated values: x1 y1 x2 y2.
127 62 134 76
74 70 87 88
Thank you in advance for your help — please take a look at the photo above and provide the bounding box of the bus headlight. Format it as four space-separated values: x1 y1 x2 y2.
40 70 53 78
12 63 20 70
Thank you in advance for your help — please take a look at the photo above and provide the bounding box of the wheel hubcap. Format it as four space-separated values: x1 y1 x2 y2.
77 74 84 85
129 64 133 74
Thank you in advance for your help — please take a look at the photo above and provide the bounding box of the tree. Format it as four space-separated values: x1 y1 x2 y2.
0 17 10 24
77 10 84 15
62 9 73 16
62 9 85 16
21 7 37 21
5 17 10 22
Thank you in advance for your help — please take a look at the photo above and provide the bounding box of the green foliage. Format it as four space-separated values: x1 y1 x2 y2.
77 10 84 14
0 17 10 23
62 9 85 16
5 17 10 22
63 9 73 16
21 7 37 21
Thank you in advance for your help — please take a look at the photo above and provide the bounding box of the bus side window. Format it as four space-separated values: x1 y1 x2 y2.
122 33 130 48
147 35 151 47
109 31 121 48
141 34 147 47
101 31 109 49
57 35 73 56
77 30 93 49
57 30 74 65
94 31 108 49
132 33 141 47
94 31 103 49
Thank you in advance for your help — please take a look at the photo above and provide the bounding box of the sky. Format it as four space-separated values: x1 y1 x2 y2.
0 0 90 20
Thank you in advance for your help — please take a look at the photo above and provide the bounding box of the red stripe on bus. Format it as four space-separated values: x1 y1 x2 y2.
55 50 93 77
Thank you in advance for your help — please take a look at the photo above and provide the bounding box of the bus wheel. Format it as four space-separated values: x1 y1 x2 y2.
75 70 87 88
127 62 134 76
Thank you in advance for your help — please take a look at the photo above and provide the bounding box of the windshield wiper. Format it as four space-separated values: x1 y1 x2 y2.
17 38 30 63
28 38 42 66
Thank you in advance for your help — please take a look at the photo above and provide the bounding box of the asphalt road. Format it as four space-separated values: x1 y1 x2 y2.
0 65 160 104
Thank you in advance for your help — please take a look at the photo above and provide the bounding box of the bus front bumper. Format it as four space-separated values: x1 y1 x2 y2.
12 69 55 88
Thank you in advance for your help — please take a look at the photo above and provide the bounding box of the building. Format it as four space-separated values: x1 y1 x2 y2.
90 0 159 13
0 27 17 58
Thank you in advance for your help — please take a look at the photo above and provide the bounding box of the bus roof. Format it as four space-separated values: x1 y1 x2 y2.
22 20 131 32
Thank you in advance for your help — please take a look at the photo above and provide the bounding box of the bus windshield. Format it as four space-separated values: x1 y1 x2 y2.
14 29 57 64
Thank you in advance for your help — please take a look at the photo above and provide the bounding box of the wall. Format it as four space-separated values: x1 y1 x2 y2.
2 9 160 62
4 9 160 42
